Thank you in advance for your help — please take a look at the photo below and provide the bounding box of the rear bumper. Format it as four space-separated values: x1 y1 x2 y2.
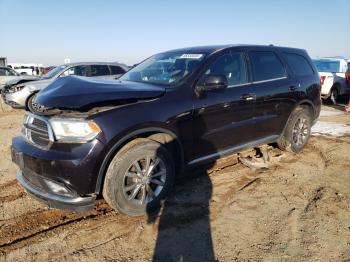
17 171 96 213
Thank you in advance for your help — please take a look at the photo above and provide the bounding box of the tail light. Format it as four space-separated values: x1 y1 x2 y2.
346 71 350 84
320 76 326 86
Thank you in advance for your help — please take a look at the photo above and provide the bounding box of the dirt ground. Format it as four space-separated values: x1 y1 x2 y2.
0 104 350 262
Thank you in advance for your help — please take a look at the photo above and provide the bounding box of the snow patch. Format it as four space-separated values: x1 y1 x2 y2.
312 121 350 136
319 110 345 117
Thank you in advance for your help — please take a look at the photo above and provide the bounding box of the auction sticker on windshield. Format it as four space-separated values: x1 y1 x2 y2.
179 54 204 59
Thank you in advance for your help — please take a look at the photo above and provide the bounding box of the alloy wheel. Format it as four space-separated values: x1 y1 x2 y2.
122 156 166 205
292 117 309 147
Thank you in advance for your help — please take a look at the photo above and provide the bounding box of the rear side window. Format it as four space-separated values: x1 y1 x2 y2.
90 65 110 76
283 53 314 76
110 66 126 75
250 51 286 81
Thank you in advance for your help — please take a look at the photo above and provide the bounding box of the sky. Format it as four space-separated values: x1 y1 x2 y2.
0 0 349 66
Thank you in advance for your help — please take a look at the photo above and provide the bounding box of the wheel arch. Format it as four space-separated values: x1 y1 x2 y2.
95 127 184 194
25 91 38 110
296 100 315 119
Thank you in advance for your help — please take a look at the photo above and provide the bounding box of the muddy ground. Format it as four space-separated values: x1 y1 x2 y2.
0 104 350 262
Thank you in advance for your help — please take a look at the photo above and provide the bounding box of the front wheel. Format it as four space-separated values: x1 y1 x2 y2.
27 93 38 113
277 107 312 153
103 139 175 216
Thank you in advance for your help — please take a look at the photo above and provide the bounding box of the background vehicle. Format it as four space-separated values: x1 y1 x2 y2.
12 45 321 216
0 66 39 93
8 63 44 75
2 62 128 110
313 57 349 103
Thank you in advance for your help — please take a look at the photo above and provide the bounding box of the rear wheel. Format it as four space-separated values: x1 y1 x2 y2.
277 107 312 153
103 139 175 216
328 86 340 105
330 87 339 104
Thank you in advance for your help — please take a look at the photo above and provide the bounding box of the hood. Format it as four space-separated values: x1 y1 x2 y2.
22 78 53 90
35 76 166 110
5 75 40 86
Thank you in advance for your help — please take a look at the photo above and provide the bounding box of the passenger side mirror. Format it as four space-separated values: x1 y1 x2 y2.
195 75 228 96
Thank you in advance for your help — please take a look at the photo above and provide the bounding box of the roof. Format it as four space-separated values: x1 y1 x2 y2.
62 62 128 68
161 44 306 55
313 57 348 62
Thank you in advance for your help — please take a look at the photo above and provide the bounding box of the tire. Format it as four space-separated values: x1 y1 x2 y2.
277 107 312 153
102 138 175 216
27 94 37 113
328 86 340 105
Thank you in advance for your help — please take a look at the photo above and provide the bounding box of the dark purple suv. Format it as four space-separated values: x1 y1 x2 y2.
11 45 321 216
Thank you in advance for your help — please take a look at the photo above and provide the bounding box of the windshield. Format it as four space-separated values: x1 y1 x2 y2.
41 65 66 79
313 60 340 73
119 52 206 85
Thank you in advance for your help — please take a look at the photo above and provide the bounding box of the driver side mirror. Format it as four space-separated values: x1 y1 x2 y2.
195 74 228 96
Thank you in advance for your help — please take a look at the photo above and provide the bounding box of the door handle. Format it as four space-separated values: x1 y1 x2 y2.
240 93 256 101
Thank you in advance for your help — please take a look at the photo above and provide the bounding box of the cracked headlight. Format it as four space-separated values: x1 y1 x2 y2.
49 118 101 143
9 84 25 93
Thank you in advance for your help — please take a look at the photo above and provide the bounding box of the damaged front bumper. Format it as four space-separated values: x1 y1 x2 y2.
11 135 106 213
17 171 96 213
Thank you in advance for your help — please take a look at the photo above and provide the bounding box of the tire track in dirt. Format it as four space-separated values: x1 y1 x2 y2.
0 200 114 254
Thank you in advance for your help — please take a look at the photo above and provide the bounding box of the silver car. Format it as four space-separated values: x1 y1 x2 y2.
2 62 128 110
0 66 39 93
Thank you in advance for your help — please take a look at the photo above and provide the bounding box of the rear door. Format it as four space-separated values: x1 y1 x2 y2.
248 50 294 138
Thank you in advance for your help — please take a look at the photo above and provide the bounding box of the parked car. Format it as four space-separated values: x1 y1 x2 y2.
2 62 128 110
313 57 349 103
11 45 321 216
7 63 44 75
0 66 39 93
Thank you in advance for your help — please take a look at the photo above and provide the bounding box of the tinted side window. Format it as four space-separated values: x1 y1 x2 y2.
90 65 110 76
204 52 248 87
110 66 126 75
283 53 314 76
250 51 286 81
62 66 88 77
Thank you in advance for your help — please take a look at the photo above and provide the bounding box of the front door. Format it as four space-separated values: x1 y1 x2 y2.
192 50 258 161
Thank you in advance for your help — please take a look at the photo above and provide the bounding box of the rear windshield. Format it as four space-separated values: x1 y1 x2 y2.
313 60 340 73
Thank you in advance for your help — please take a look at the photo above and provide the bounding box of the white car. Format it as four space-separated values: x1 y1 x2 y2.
313 58 350 103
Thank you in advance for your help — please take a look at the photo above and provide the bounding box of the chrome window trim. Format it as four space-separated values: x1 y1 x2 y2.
226 76 287 89
251 76 287 85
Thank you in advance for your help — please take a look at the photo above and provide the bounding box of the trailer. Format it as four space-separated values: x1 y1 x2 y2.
0 57 7 67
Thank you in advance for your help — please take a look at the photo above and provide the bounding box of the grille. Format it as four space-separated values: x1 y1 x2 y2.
23 113 53 148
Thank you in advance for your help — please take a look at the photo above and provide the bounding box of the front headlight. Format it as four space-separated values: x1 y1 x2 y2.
49 118 101 143
9 84 25 93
